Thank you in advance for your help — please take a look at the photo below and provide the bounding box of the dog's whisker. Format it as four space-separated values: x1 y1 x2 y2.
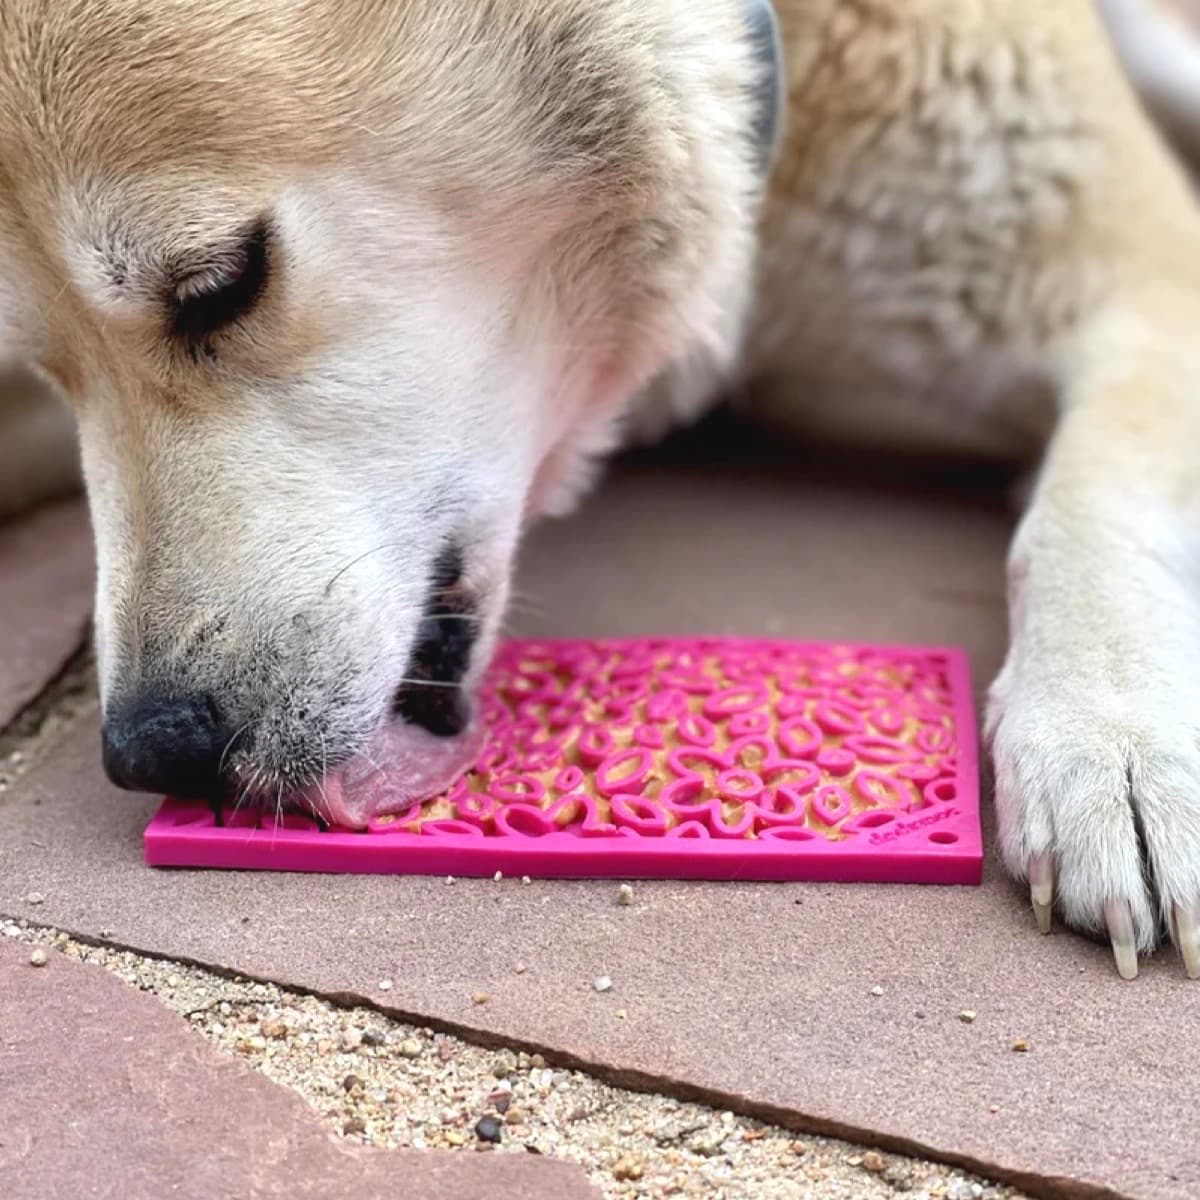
505 592 548 619
392 675 462 690
217 721 253 780
322 541 409 596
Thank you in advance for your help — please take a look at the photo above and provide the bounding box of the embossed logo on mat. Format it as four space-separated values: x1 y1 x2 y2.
868 805 959 845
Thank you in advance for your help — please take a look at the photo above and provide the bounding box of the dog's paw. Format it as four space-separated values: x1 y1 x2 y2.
987 640 1200 979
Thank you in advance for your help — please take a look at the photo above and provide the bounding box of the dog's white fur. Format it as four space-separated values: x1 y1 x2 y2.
3 0 1200 967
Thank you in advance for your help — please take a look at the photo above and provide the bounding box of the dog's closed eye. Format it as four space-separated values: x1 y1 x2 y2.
171 221 270 345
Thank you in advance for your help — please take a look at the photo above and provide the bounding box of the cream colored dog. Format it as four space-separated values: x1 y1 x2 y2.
2 0 1200 979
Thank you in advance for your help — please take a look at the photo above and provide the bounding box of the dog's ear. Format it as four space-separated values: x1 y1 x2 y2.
1099 0 1200 166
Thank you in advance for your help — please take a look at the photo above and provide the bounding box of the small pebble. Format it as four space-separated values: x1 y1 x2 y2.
361 1029 386 1047
166 974 181 988
377 979 393 992
593 975 614 993
260 1019 288 1040
29 947 48 967
959 1009 978 1024
612 1153 645 1181
1012 1039 1031 1053
493 870 504 882
400 1038 423 1059
869 985 884 997
475 1116 504 1144
616 1009 628 1020
342 1074 364 1092
862 1150 886 1172
341 1029 363 1051
513 962 528 975
24 892 45 905
686 1128 727 1158
530 1054 547 1069
472 991 489 1006
445 876 456 886
342 1116 366 1136
521 875 532 885
617 883 634 907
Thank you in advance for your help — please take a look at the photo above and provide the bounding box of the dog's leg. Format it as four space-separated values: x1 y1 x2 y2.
0 368 80 519
987 284 1200 978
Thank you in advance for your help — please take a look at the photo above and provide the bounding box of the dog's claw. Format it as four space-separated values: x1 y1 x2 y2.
1104 901 1138 980
1029 854 1054 934
1173 901 1200 980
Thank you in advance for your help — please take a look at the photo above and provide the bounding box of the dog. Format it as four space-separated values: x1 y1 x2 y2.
3 0 1200 979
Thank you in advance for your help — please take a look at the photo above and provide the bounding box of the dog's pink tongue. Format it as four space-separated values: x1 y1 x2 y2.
306 720 488 829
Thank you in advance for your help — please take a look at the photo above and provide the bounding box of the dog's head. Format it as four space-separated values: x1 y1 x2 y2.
0 0 771 823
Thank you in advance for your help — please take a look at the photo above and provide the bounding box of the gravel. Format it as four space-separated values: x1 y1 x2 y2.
2 920 1032 1200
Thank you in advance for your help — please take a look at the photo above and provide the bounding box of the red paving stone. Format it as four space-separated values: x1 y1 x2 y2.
0 500 92 731
4 446 1195 1198
0 937 599 1200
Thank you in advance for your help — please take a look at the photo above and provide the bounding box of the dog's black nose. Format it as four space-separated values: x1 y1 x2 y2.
101 686 232 796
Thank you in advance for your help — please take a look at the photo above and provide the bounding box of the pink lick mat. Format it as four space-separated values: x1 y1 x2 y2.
144 638 982 884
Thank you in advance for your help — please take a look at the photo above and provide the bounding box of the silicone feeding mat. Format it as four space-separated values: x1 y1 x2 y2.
144 638 982 883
